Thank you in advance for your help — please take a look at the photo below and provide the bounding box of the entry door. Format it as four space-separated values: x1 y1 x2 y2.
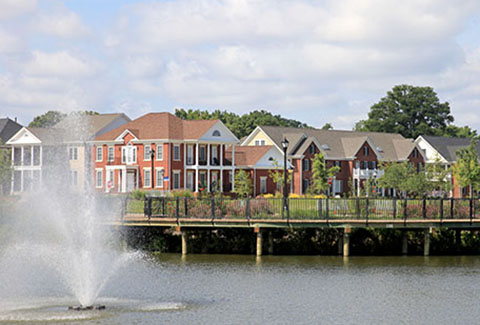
127 171 136 192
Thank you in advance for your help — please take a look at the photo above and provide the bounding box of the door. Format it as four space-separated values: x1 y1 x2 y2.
187 172 194 191
127 171 136 192
260 176 267 194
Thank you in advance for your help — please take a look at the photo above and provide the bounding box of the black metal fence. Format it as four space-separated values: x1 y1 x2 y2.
132 197 480 224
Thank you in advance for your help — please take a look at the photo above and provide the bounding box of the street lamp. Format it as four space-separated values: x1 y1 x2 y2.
281 138 289 217
150 147 155 188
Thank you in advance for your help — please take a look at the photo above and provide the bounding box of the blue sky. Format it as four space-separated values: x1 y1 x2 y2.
1 0 480 134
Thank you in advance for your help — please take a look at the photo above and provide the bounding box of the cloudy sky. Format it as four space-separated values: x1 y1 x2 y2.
1 0 480 131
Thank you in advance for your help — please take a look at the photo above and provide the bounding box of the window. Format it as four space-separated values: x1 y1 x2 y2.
33 146 40 166
156 144 163 160
13 147 21 166
144 145 151 161
173 144 180 161
122 145 137 164
199 172 206 188
213 130 221 137
13 170 21 191
309 144 316 154
368 161 376 169
199 146 206 162
69 147 78 161
23 146 32 166
334 161 341 172
212 146 218 165
417 163 423 172
355 161 360 169
187 172 194 191
363 146 369 156
96 169 103 188
144 169 151 188
96 146 103 161
187 145 194 165
156 169 164 188
260 176 267 194
108 147 114 162
70 171 78 186
173 171 180 189
361 161 368 169
107 170 114 188
413 148 418 158
303 159 310 171
255 139 266 146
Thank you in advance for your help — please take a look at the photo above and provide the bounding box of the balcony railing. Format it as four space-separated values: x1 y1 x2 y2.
353 168 384 178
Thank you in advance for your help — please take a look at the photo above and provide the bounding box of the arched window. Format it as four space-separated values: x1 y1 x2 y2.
212 130 221 137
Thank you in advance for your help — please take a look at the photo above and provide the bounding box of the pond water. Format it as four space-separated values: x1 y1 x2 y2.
1 254 480 324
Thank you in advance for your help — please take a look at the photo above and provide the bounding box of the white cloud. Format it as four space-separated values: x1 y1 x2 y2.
0 27 22 53
24 50 97 78
0 0 37 20
34 7 90 38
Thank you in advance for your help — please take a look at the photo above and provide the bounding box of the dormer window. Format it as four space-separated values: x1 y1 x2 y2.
213 130 221 137
321 144 329 150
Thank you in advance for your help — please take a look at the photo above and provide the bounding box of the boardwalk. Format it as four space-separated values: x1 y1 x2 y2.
111 197 480 256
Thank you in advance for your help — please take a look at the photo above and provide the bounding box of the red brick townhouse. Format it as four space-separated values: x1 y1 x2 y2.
241 126 425 197
92 112 240 193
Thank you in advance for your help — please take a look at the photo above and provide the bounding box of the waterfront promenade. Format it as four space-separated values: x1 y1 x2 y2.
113 197 480 257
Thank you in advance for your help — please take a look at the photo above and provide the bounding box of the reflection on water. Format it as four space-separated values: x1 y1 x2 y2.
2 254 480 324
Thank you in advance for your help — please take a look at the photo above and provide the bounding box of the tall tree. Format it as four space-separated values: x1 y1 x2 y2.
355 85 454 138
321 123 333 130
0 141 12 195
29 111 67 128
175 108 311 138
29 110 99 128
452 139 480 198
309 152 340 195
232 170 253 198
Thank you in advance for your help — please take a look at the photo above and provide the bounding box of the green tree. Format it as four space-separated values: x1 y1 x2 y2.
0 141 12 195
232 170 253 198
268 158 292 194
452 139 480 198
29 110 67 128
309 152 340 195
175 108 311 139
443 125 478 138
377 162 410 197
29 110 99 128
321 123 333 130
425 157 452 195
355 85 454 138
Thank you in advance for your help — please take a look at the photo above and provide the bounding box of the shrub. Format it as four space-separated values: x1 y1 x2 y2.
130 189 146 200
170 189 194 198
289 193 301 199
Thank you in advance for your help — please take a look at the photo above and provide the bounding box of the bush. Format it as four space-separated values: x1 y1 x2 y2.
130 189 146 200
170 189 194 198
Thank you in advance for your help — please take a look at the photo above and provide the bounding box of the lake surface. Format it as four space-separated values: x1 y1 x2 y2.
1 254 480 324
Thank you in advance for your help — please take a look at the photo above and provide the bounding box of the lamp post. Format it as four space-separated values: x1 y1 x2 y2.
150 147 155 188
373 170 377 197
281 138 289 217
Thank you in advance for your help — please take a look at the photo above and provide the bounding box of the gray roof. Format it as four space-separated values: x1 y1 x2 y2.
421 135 480 162
0 118 22 143
258 126 417 161
28 127 65 145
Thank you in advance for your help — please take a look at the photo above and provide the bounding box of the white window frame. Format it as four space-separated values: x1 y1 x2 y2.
96 146 103 162
143 168 151 188
108 146 114 162
173 170 181 189
187 145 194 165
107 170 114 188
363 146 369 156
255 139 266 146
95 169 103 188
69 147 78 161
144 145 151 161
199 145 206 162
173 144 180 161
156 168 164 188
122 144 137 164
156 144 163 161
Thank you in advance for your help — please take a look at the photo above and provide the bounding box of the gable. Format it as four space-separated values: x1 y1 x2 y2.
6 127 41 145
354 140 378 160
256 147 292 169
199 121 238 143
115 129 138 142
242 127 276 147
415 136 448 163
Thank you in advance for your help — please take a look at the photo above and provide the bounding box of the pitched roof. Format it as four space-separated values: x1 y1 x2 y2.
27 127 65 145
420 135 479 162
95 112 218 141
257 126 418 161
0 118 22 143
225 146 273 166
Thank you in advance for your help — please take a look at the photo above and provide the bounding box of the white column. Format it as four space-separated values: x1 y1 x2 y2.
220 144 223 192
220 144 223 167
21 146 24 166
207 169 211 192
300 159 303 195
232 144 235 191
183 143 186 189
122 168 127 192
195 168 199 192
207 143 210 166
220 168 223 193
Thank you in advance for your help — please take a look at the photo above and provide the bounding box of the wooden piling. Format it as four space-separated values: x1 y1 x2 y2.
402 231 408 255
181 230 188 255
268 230 274 255
424 228 431 256
255 227 262 256
343 227 351 257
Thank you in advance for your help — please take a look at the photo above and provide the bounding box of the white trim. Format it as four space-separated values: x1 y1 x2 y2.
156 144 164 161
115 129 138 141
144 144 152 161
107 146 115 162
143 167 152 188
172 170 181 190
173 144 180 161
155 167 165 188
96 145 103 162
95 168 103 188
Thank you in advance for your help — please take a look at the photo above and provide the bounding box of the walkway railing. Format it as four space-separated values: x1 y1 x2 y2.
125 197 480 224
